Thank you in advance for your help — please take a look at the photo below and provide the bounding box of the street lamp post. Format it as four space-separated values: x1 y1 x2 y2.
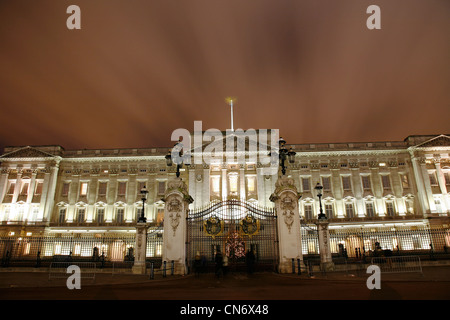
271 137 296 176
138 185 148 223
165 141 183 178
314 182 326 220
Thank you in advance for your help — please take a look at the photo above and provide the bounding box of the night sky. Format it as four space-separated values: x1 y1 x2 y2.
0 1 449 152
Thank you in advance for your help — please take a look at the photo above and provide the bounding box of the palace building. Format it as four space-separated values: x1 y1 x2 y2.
0 133 449 270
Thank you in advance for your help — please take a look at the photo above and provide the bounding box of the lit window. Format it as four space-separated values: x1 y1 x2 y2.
97 208 105 223
401 174 409 188
247 176 255 193
229 174 238 193
211 176 220 194
80 182 88 196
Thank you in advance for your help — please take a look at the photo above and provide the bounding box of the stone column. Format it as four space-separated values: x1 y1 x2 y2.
269 175 302 273
162 177 193 275
316 219 334 271
132 222 149 274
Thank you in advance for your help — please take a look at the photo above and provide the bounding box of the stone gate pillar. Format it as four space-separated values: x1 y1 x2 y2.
162 177 193 275
270 175 303 273
132 222 149 274
316 220 334 271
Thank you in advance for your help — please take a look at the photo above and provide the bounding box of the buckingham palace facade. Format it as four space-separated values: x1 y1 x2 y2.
0 133 449 264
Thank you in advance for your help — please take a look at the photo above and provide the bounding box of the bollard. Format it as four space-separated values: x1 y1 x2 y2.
150 262 154 280
292 258 295 274
163 261 167 278
308 261 314 277
171 260 174 276
297 259 301 275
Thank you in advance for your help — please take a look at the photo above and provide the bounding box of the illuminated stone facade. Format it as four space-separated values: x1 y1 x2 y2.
0 134 449 239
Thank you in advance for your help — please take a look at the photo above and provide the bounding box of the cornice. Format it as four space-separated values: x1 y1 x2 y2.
61 156 166 163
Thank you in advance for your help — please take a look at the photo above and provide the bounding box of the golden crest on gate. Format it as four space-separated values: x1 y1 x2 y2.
203 215 224 239
240 214 260 238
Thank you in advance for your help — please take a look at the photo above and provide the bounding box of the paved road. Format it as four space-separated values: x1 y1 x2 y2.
0 267 449 301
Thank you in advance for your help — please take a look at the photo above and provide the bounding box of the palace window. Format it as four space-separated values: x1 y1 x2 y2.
444 172 450 185
362 175 371 190
59 208 66 223
386 201 395 217
116 208 124 223
35 182 43 195
229 174 238 193
428 172 438 186
322 177 331 191
345 202 354 218
301 177 310 192
118 182 127 196
247 176 256 193
342 176 351 191
80 182 88 196
381 175 391 189
366 202 375 217
211 176 220 195
77 208 85 223
98 182 107 196
401 174 409 188
97 208 105 223
325 203 334 219
444 171 450 186
7 182 15 195
157 181 165 196
61 182 70 196
20 182 29 195
304 204 313 220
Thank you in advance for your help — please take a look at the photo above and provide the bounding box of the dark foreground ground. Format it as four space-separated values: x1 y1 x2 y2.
0 266 448 318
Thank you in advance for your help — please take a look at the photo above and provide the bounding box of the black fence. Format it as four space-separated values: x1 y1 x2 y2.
0 230 163 269
302 224 450 262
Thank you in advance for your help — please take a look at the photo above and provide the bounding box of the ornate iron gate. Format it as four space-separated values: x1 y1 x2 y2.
186 199 278 273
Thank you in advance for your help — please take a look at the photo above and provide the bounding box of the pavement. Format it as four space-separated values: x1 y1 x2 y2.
0 266 448 319
0 265 449 301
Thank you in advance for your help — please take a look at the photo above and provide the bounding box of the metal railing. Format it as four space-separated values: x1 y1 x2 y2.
49 261 96 280
371 256 423 274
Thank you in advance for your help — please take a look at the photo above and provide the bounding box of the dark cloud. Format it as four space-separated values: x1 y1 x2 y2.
0 0 449 152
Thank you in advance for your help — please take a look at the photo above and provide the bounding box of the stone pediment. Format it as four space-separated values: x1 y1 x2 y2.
0 146 56 159
414 135 450 148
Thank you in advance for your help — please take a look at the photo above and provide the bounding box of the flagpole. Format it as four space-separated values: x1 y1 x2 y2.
225 97 237 132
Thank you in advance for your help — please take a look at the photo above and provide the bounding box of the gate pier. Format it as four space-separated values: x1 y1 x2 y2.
162 177 194 275
270 175 303 273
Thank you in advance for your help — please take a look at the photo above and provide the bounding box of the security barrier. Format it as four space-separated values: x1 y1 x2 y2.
371 256 422 274
49 261 96 280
